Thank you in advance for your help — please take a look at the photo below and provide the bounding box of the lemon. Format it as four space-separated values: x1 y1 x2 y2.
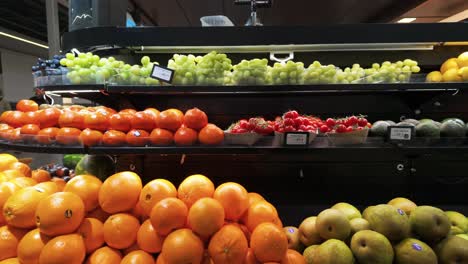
442 68 462 82
440 58 459 74
426 71 443 82
457 51 468 68
458 67 468 81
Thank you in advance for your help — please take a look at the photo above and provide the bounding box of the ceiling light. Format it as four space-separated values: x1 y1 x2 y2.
397 18 417 23
0 32 49 49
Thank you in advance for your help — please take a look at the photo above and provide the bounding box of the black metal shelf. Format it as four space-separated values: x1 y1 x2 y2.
35 82 468 96
62 24 468 51
2 137 468 157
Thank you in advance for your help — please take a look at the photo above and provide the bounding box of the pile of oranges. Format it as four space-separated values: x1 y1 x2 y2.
0 100 224 147
0 153 306 264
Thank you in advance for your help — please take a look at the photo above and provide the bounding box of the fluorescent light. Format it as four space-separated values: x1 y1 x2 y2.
0 32 49 49
397 18 417 23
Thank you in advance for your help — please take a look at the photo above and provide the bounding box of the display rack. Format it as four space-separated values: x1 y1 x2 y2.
14 23 468 222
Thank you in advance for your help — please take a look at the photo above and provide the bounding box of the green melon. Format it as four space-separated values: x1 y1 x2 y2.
75 155 116 181
440 120 465 137
415 122 440 138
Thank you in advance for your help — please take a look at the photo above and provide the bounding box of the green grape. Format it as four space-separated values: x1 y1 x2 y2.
60 58 68 66
231 58 268 85
195 51 232 85
270 60 304 85
168 54 197 85
141 56 150 66
411 66 420 73
65 53 75 60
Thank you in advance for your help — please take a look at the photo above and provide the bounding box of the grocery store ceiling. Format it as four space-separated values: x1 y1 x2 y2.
0 0 466 44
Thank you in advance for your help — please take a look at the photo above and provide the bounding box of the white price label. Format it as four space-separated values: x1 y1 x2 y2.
285 133 308 145
389 127 412 140
151 65 174 83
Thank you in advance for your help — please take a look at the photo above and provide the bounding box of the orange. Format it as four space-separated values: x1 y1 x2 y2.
126 129 149 146
109 113 132 132
22 112 40 125
31 170 51 183
5 111 25 128
149 128 174 145
156 109 184 132
7 162 31 177
80 129 103 146
243 200 279 232
34 182 58 194
188 197 225 238
139 179 177 216
98 171 142 213
85 246 122 264
3 186 50 228
198 124 224 145
0 258 20 264
150 197 188 236
36 127 60 144
161 228 204 264
245 248 261 264
248 192 265 206
50 177 66 191
155 255 167 264
120 109 137 115
121 250 154 264
184 108 208 131
77 217 104 254
17 228 50 264
58 111 85 129
0 225 27 261
177 174 215 208
38 107 61 128
3 169 27 179
143 107 160 122
214 182 249 221
83 112 109 131
86 207 110 223
130 111 154 131
35 192 85 236
208 225 248 264
122 243 141 255
130 201 146 222
0 183 20 225
0 124 12 132
102 130 127 146
0 153 18 171
38 234 86 264
136 219 164 253
250 222 288 263
8 177 37 188
103 213 140 249
16 100 38 112
64 175 103 212
56 127 82 145
280 249 306 264
20 124 40 136
174 127 198 146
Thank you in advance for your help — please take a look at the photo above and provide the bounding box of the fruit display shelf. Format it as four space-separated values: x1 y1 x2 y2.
35 82 467 96
2 136 468 156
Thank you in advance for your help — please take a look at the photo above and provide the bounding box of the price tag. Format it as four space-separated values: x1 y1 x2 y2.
388 126 414 141
284 132 309 146
150 64 174 83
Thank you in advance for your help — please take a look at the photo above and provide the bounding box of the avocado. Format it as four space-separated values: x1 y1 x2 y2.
440 120 465 137
415 122 440 138
396 122 415 127
370 121 391 137
402 119 420 125
442 118 465 127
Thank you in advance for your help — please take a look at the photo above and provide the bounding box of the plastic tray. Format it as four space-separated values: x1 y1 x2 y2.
327 128 369 145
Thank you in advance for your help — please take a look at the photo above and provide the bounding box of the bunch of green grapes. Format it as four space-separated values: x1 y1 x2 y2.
231 59 269 85
335 64 366 84
302 61 339 84
195 51 232 85
60 52 124 84
167 54 197 85
363 59 420 83
112 56 160 85
269 61 305 85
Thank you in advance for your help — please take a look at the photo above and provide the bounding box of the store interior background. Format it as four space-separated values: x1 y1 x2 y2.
0 0 466 167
